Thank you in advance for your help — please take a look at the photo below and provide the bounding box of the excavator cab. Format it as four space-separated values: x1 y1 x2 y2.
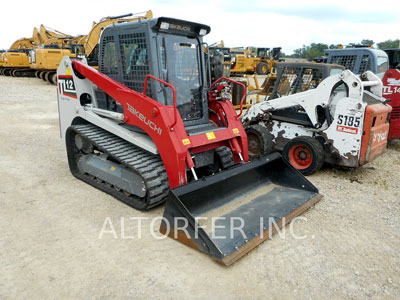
57 17 322 265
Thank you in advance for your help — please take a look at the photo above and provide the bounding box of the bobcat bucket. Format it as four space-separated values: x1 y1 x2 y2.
160 152 322 266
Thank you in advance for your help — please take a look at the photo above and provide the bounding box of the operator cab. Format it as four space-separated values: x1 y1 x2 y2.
383 49 400 69
97 17 212 133
325 48 389 76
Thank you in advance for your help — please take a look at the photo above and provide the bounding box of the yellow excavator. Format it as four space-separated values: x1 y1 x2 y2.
30 11 153 84
1 25 70 77
30 35 83 83
1 29 42 72
0 50 4 69
30 24 77 81
0 36 36 76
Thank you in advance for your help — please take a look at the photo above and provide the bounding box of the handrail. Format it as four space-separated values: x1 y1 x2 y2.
143 74 177 129
210 77 246 119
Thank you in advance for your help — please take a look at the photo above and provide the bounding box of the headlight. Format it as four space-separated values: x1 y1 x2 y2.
160 22 169 30
199 28 207 36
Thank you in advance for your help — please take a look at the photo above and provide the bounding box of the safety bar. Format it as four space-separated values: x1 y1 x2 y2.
210 77 246 119
143 74 177 129
361 81 380 87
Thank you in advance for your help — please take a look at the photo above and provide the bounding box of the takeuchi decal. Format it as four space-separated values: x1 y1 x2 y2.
127 103 162 135
58 75 77 99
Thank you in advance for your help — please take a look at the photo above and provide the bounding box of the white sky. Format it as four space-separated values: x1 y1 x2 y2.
1 0 399 54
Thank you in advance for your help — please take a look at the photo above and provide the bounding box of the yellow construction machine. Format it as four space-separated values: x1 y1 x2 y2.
82 11 153 67
230 47 282 75
30 35 84 83
30 11 153 84
1 25 70 77
29 25 75 81
0 37 36 76
0 50 4 69
208 40 232 81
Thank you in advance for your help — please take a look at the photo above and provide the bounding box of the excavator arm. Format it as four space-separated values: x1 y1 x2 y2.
83 10 153 58
9 37 34 49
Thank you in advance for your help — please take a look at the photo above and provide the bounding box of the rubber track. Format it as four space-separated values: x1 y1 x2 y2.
216 146 235 169
67 123 169 210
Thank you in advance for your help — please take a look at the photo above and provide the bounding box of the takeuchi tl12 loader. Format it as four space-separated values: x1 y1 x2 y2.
242 70 392 175
57 17 322 265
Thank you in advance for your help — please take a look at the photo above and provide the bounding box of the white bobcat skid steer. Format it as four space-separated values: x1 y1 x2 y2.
242 70 392 175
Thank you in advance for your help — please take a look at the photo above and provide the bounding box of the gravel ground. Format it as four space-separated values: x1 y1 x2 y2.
0 76 399 299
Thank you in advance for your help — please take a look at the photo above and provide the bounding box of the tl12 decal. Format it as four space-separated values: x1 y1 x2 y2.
58 75 77 99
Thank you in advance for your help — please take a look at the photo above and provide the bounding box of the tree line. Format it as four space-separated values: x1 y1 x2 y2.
286 39 400 59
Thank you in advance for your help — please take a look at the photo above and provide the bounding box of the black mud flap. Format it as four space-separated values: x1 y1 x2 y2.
160 152 322 266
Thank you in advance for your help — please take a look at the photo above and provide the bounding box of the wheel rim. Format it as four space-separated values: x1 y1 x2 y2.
289 144 312 169
262 65 267 73
247 132 262 156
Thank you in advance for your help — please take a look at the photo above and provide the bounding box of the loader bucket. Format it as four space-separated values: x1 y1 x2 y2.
160 152 322 266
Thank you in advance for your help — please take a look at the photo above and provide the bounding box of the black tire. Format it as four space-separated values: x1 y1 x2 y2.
256 62 268 75
283 136 324 175
35 71 41 78
245 124 274 159
51 73 57 85
44 72 51 83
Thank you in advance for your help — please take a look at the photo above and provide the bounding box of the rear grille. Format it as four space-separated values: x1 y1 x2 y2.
270 66 324 99
391 106 400 119
330 55 357 73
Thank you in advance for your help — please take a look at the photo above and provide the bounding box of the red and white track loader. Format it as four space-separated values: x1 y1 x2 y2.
57 17 321 265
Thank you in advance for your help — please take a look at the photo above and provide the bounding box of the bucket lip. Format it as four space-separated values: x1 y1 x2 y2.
219 192 323 266
171 152 283 197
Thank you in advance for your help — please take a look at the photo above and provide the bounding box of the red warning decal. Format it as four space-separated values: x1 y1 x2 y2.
336 125 358 135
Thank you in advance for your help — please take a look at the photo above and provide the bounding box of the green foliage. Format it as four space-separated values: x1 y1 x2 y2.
249 46 257 54
361 39 374 46
286 38 399 59
329 44 342 49
290 43 328 59
377 39 400 49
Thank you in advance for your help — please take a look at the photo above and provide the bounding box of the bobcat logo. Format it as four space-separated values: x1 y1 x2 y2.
373 132 387 143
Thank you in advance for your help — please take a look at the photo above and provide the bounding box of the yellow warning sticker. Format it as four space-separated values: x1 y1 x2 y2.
182 138 191 146
206 132 216 140
110 166 116 171
233 128 240 134
65 68 71 75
